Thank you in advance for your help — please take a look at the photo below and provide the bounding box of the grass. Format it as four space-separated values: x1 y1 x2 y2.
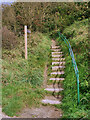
2 83 46 116
2 32 51 116
56 19 89 118
2 18 89 118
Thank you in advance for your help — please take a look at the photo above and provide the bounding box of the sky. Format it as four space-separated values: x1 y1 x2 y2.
0 0 89 4
0 0 16 4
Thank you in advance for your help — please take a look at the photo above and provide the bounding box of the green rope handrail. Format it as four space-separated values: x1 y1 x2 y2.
58 32 80 105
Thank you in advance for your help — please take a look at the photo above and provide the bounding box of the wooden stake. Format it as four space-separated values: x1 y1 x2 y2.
24 25 27 59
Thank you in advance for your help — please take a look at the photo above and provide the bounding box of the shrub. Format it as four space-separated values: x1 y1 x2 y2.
56 19 89 118
2 26 18 50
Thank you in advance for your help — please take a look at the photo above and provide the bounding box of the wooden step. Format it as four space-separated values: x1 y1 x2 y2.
52 58 65 61
52 55 63 58
51 71 64 75
45 88 64 92
52 66 65 70
52 52 63 55
52 62 65 65
52 49 61 52
52 46 60 49
42 99 61 104
49 78 65 81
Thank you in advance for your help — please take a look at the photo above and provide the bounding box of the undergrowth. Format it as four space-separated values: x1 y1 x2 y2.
56 19 89 118
2 32 51 116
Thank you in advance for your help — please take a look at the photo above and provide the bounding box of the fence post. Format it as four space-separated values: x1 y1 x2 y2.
24 25 27 59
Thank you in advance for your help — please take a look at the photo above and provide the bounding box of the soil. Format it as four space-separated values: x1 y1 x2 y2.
19 105 62 118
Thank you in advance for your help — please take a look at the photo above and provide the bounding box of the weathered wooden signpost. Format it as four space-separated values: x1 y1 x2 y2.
24 25 27 59
24 25 31 59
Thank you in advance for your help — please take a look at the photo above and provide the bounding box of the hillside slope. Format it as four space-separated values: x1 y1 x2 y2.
2 32 51 116
56 19 89 118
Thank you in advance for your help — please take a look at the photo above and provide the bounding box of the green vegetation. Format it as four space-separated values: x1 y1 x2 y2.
2 2 88 36
2 32 51 116
56 19 89 118
1 2 89 118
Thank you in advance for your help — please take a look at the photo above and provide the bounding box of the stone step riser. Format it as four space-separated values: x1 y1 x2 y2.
42 99 61 105
52 62 65 65
52 55 63 58
52 68 65 71
52 70 65 72
52 46 60 49
52 52 63 55
49 78 64 81
51 72 64 75
52 66 65 70
52 58 65 61
45 88 64 92
52 49 61 52
52 66 65 68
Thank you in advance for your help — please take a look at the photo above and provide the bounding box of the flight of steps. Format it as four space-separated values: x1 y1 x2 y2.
42 41 65 105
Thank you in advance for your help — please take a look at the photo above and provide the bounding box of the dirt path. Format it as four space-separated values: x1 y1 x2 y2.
19 105 62 118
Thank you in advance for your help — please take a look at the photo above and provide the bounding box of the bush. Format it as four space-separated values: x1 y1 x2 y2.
56 19 89 118
2 26 18 50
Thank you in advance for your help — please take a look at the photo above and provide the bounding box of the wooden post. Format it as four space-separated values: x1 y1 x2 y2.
24 25 27 59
